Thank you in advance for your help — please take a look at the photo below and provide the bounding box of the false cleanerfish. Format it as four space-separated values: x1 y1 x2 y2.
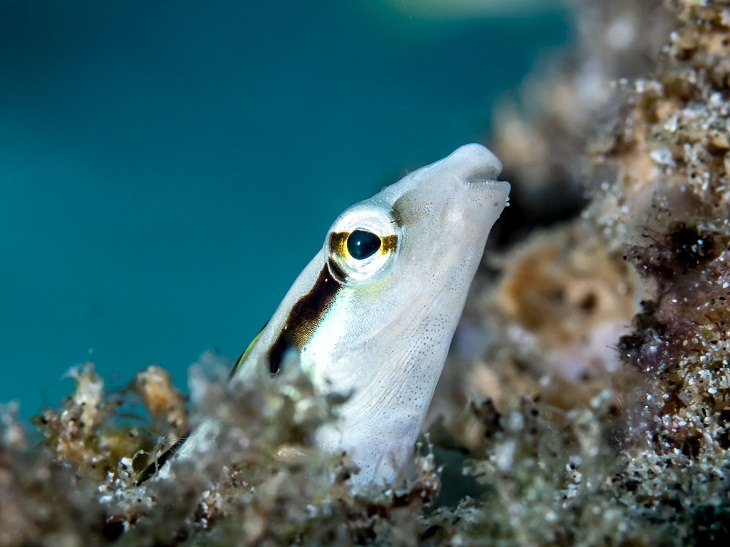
153 143 509 487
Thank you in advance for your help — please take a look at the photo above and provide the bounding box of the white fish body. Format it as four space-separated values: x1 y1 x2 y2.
178 143 509 486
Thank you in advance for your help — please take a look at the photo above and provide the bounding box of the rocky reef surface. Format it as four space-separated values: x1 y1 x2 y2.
2 1 730 545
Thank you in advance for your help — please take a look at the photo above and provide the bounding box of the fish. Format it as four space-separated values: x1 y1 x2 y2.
150 143 509 487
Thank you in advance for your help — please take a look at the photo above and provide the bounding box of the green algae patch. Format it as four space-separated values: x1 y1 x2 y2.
2 356 443 546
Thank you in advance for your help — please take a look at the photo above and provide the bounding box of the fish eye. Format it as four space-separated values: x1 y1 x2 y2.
325 205 400 285
347 230 381 260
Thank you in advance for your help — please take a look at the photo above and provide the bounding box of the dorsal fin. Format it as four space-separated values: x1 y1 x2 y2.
137 322 269 484
228 321 268 380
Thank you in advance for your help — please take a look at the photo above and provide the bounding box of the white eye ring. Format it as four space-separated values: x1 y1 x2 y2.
325 204 400 285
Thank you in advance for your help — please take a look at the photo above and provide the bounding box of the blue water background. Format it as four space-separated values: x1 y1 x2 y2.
0 1 567 418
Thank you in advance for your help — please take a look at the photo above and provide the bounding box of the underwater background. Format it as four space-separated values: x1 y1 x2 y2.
0 0 567 418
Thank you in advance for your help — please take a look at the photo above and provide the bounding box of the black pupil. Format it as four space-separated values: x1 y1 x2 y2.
347 230 381 260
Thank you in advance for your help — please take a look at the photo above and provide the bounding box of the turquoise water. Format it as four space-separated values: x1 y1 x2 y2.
0 1 567 418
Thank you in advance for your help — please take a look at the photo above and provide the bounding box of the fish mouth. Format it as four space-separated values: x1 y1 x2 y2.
466 178 511 212
449 143 503 184
465 165 503 185
446 144 510 207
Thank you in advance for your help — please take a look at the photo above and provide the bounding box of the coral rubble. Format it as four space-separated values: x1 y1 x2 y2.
2 1 730 545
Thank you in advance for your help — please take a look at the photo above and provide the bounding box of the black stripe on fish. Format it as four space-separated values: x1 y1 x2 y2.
267 262 344 375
